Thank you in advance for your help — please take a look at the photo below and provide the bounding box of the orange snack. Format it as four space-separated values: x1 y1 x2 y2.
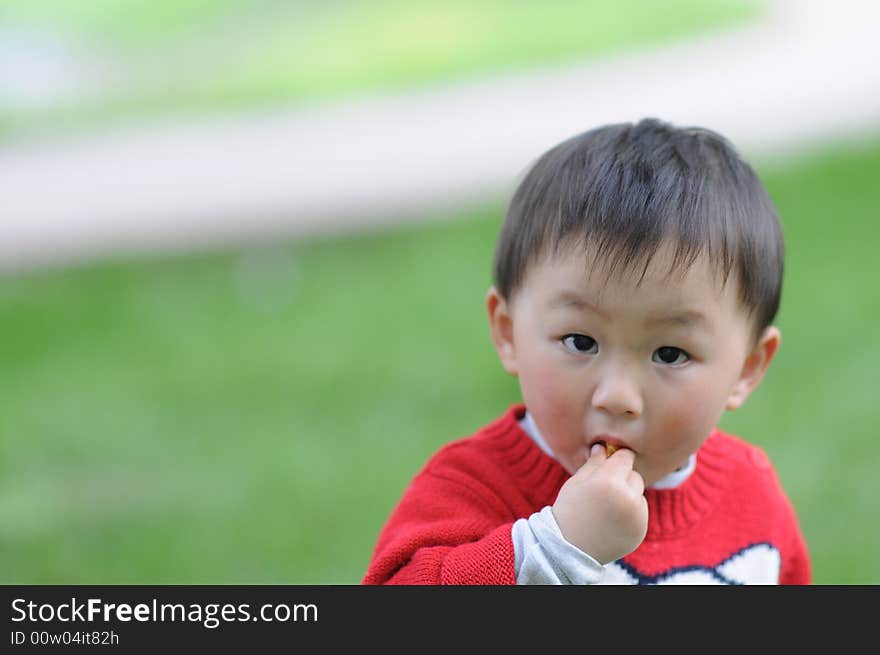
604 443 618 456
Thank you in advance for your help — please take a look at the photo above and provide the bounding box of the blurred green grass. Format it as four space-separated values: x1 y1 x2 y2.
1 137 878 584
1 0 759 141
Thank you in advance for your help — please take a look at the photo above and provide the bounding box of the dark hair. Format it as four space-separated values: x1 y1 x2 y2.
492 118 784 337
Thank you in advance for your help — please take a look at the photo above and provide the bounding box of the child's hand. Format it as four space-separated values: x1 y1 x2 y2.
552 444 648 565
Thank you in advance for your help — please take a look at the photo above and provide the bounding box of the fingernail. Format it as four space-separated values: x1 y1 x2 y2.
591 443 604 455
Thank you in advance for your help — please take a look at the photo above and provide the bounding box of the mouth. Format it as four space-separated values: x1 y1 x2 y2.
589 435 630 455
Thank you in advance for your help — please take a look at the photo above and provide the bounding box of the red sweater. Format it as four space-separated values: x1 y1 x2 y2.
363 404 811 585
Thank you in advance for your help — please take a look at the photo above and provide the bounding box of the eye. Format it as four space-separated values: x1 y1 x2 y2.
561 334 598 354
653 346 689 365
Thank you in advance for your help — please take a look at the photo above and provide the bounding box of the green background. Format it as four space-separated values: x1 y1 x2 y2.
1 0 757 141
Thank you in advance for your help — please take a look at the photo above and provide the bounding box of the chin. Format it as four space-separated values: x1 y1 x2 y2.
634 462 663 488
642 474 663 488
562 461 582 476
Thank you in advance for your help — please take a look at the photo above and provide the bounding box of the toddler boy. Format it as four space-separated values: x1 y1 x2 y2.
363 118 810 584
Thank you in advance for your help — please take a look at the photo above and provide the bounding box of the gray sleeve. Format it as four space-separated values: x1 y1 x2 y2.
511 505 605 585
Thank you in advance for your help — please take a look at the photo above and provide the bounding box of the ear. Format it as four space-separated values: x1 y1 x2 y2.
726 326 781 410
486 286 519 376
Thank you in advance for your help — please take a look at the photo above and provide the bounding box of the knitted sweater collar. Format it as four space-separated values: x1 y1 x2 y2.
484 404 731 539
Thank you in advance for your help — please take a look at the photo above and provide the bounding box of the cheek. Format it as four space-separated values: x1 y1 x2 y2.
517 353 588 470
652 376 729 448
517 347 579 414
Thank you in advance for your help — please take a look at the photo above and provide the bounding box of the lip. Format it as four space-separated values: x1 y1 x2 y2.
589 434 631 452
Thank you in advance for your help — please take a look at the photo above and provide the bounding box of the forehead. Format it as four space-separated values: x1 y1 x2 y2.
522 240 735 314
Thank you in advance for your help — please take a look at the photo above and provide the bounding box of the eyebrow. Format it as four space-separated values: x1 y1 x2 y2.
547 291 608 317
644 310 707 328
548 291 706 328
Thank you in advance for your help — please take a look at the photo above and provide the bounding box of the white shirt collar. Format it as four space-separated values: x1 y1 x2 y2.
518 411 696 490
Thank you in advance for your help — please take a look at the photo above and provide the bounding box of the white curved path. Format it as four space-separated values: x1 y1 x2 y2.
1 0 878 272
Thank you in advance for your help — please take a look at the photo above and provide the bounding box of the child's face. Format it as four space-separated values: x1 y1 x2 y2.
487 241 779 486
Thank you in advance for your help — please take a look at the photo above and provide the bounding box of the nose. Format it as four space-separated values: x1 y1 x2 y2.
591 363 643 417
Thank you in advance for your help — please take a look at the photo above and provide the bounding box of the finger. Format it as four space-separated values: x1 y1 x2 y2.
606 447 636 472
626 469 645 497
580 442 607 472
